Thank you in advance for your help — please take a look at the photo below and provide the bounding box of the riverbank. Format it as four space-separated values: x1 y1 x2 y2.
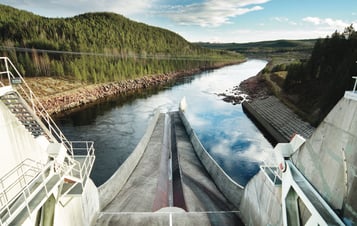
26 62 242 116
221 60 315 145
217 68 272 105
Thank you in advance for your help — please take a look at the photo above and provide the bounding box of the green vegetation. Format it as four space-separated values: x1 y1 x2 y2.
196 39 316 59
283 25 357 125
0 4 243 83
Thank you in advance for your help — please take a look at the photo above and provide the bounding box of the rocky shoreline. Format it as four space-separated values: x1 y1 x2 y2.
217 73 272 105
40 64 240 116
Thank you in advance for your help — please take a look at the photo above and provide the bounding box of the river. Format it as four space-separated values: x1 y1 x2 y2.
56 59 274 186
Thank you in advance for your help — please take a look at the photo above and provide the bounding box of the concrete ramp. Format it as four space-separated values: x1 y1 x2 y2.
95 112 243 225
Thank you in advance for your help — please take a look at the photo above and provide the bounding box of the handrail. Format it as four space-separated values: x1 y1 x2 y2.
282 160 345 225
0 161 57 225
0 57 73 156
71 141 96 186
0 142 95 214
0 159 44 207
260 165 282 186
55 141 95 194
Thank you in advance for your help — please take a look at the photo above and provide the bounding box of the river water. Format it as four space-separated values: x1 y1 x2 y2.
56 59 273 186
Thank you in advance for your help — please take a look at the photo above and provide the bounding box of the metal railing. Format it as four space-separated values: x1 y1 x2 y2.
73 141 95 185
260 165 282 186
282 160 345 226
0 160 55 225
0 57 73 156
0 159 44 209
0 142 95 224
62 141 96 194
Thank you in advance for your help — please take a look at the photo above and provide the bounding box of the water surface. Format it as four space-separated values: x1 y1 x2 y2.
57 59 273 186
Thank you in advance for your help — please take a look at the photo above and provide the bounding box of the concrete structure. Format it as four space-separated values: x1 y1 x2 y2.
290 90 357 224
242 96 315 144
95 111 244 225
240 90 357 225
0 57 97 226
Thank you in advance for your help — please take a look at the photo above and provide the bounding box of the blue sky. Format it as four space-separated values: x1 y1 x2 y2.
1 0 356 43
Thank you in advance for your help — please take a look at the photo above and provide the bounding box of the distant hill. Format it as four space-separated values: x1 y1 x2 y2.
196 39 316 59
0 4 243 82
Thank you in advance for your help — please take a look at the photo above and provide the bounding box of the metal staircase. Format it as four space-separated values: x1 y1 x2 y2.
1 91 44 137
0 57 96 225
0 57 72 155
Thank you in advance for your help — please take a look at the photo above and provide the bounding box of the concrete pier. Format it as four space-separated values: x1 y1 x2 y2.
95 111 244 225
242 96 314 144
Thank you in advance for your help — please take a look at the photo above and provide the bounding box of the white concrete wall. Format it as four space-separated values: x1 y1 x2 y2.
240 171 282 226
0 100 48 178
53 179 100 226
291 96 357 223
82 179 100 226
54 197 84 226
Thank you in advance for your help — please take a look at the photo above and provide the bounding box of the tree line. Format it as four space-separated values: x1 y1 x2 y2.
0 4 243 82
283 25 357 125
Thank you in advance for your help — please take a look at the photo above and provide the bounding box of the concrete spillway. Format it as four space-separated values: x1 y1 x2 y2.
95 111 244 225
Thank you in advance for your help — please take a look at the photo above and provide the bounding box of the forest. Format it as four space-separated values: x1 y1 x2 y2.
196 39 316 57
0 4 243 83
283 25 357 125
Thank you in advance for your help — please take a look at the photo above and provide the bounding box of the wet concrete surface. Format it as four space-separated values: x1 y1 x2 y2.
95 112 243 225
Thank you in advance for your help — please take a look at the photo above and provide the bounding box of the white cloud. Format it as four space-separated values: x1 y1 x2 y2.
273 17 289 23
183 27 339 43
3 0 158 17
161 0 270 27
100 0 157 16
303 16 349 29
272 17 298 26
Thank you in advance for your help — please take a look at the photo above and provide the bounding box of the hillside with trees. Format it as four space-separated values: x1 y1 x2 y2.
0 4 243 83
282 25 357 125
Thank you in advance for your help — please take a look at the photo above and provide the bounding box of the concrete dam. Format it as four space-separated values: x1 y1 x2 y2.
0 57 356 225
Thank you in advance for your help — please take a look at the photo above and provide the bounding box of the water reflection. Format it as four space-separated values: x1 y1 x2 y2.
57 59 273 186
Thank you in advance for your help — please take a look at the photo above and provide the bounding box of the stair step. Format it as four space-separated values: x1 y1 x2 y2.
23 121 40 126
13 112 31 116
26 126 42 131
11 109 28 114
2 96 18 100
6 104 24 107
18 115 34 120
4 101 21 105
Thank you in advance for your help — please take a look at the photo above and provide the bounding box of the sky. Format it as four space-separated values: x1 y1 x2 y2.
1 0 357 43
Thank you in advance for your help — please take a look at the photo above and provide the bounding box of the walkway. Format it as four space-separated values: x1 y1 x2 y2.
95 112 243 225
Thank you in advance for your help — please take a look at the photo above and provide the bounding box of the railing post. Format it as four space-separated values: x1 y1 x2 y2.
353 76 357 93
4 57 10 86
0 179 7 205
